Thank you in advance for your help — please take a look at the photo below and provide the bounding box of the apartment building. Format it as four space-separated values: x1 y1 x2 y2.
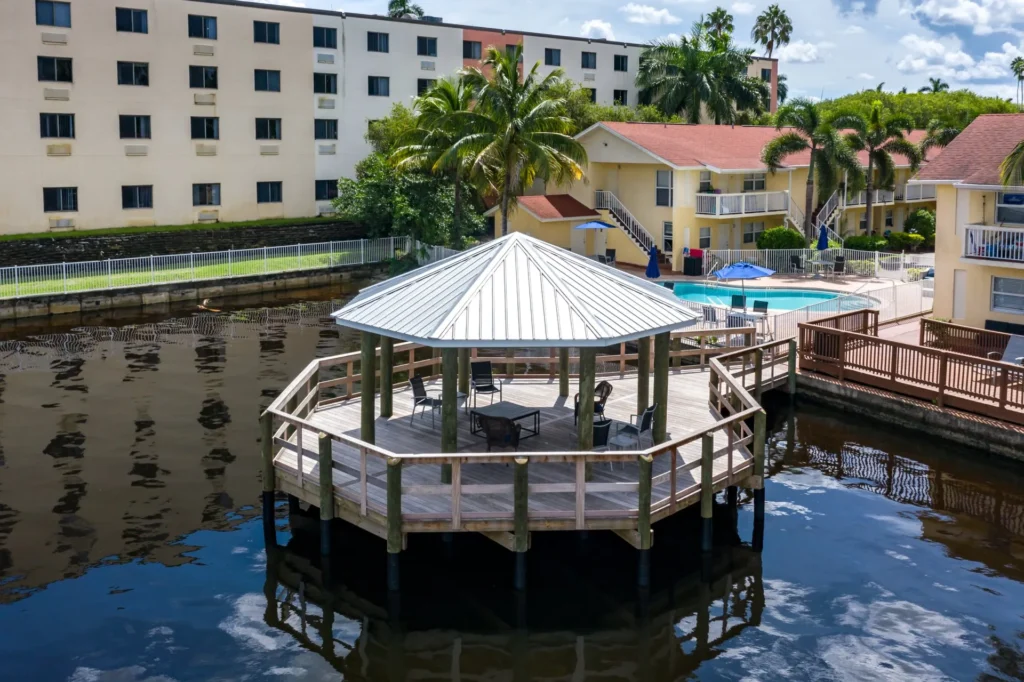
915 114 1024 332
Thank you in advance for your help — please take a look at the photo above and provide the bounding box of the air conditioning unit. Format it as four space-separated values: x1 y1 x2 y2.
317 53 335 64
43 88 70 101
260 144 280 155
124 144 148 156
318 144 336 155
197 210 219 222
317 207 338 217
318 97 335 109
583 73 596 81
194 93 216 105
41 32 68 45
195 144 217 156
46 144 71 157
49 218 75 230
193 44 215 56
420 61 436 71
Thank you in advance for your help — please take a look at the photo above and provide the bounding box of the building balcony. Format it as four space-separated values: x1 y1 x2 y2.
694 190 789 217
844 189 895 207
964 224 1024 265
897 183 937 202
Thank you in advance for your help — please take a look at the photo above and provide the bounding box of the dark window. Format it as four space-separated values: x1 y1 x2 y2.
506 43 522 62
587 88 596 103
119 115 151 139
581 51 596 69
656 170 673 207
314 119 337 140
192 183 220 206
116 7 148 33
613 89 627 105
315 179 338 201
314 72 337 94
313 26 337 49
122 185 153 209
38 56 73 83
256 118 282 140
761 68 772 82
187 14 217 39
39 113 75 138
417 78 435 95
254 20 280 44
463 40 481 59
368 76 389 97
190 116 219 140
254 69 281 92
43 187 77 212
257 181 283 203
36 1 71 27
189 65 218 89
544 48 560 66
117 61 149 86
614 54 628 72
367 32 389 53
417 36 437 57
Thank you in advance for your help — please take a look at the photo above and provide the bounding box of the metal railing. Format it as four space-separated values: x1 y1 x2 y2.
695 191 789 217
844 189 896 207
595 190 656 253
900 184 937 202
964 224 1024 263
701 248 934 281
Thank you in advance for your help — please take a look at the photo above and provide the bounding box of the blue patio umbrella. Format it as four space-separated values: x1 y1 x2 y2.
573 220 614 230
817 224 829 251
645 245 661 279
710 261 775 299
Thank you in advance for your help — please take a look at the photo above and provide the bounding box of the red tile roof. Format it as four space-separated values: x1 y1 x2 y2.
594 122 927 171
914 114 1024 185
517 194 600 220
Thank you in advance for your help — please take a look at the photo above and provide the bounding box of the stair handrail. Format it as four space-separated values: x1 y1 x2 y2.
819 190 839 226
787 194 805 233
594 190 656 253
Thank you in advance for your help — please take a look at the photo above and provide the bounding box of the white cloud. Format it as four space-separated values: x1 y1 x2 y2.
910 0 1002 36
844 24 866 34
896 33 1023 81
619 3 682 24
778 40 822 63
580 19 615 40
858 72 875 79
732 1 756 15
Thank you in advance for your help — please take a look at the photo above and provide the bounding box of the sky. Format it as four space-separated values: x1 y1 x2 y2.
253 0 1024 102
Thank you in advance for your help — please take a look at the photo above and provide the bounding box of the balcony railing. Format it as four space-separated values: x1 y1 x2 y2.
844 189 895 207
899 183 937 202
695 190 789 216
964 224 1024 263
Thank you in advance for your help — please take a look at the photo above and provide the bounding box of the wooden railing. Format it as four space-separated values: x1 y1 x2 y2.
799 313 1024 425
920 318 1011 359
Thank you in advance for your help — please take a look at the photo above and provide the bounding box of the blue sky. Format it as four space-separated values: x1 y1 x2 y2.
256 0 1023 102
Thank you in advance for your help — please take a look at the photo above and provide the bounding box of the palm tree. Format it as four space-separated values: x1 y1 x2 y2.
391 78 475 246
875 82 885 93
919 118 961 158
1012 57 1024 109
918 77 949 93
832 101 923 235
702 7 734 41
899 87 908 94
762 98 863 238
456 45 588 236
751 4 792 58
636 23 768 124
387 0 423 18
1000 140 1024 186
777 73 788 105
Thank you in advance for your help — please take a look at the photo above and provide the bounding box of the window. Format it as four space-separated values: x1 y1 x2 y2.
613 89 627 105
316 179 338 201
119 115 151 139
256 117 282 140
417 36 437 57
189 65 218 89
190 116 219 140
122 185 153 209
761 68 772 82
581 51 596 69
117 61 149 86
417 78 435 95
699 226 712 250
254 69 281 92
743 173 766 192
192 183 221 206
314 72 337 94
544 48 561 66
257 181 283 204
36 1 71 27
188 14 217 39
859 212 868 231
614 54 628 72
656 170 673 207
743 221 765 244
885 209 894 228
463 40 481 59
587 88 597 103
367 32 389 53
699 170 713 193
116 7 148 33
993 276 1024 314
313 26 337 49
663 221 673 255
38 56 73 83
506 44 522 62
996 193 1024 224
314 119 337 140
43 187 77 212
39 113 74 138
254 20 280 44
368 76 390 97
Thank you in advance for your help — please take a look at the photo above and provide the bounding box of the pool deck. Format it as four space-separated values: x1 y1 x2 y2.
618 264 904 295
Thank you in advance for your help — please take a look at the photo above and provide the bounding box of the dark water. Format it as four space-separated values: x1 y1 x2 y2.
1 296 1024 682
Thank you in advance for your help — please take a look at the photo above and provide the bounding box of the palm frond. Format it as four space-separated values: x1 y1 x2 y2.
761 132 808 172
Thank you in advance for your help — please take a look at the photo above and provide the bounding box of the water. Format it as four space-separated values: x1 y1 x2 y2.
1 296 1024 681
673 282 872 312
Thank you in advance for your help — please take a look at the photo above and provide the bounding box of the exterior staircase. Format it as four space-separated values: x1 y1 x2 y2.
594 190 661 260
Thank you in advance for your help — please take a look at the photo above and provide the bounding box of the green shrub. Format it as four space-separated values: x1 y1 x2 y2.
844 235 888 251
886 232 926 251
844 259 878 276
757 226 807 250
904 209 936 248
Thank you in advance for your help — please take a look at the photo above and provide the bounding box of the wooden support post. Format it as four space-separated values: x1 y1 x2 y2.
387 457 402 591
637 336 650 417
752 409 766 552
360 332 377 445
700 434 714 553
380 337 394 418
558 348 569 398
671 336 681 369
753 348 764 403
637 453 653 588
578 348 596 481
441 349 458 483
653 332 670 443
260 412 276 546
787 339 797 398
506 348 515 378
514 457 528 591
458 348 470 395
318 432 334 556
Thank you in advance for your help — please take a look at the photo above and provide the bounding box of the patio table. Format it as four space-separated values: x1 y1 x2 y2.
470 402 541 440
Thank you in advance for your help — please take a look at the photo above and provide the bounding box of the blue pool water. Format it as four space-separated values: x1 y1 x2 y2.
674 282 858 311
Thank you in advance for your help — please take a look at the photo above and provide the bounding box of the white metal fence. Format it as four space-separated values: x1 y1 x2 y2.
702 248 934 281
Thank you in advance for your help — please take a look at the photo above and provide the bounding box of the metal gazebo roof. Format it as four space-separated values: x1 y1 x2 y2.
331 232 698 348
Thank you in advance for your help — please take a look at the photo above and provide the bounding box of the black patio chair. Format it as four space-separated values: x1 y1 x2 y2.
752 300 769 315
790 254 806 276
574 380 613 425
831 256 846 280
605 249 617 266
731 294 747 311
477 415 521 452
470 361 503 407
616 404 657 449
410 376 441 428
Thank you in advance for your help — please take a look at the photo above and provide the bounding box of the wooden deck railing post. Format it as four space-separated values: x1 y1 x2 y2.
890 343 899 382
653 332 670 443
787 339 797 398
999 367 1010 409
458 348 470 395
753 349 764 403
386 457 402 591
318 433 334 556
558 348 569 397
837 331 847 382
260 411 275 545
360 332 378 445
514 457 528 590
441 348 458 483
380 337 394 418
637 453 653 588
700 434 714 553
637 336 651 417
937 354 948 407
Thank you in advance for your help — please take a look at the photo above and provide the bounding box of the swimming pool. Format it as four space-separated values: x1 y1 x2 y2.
673 282 871 312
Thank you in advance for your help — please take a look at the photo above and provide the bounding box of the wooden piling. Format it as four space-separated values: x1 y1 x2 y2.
318 432 334 556
387 457 402 590
441 348 458 483
700 434 714 553
458 348 470 395
637 453 653 588
558 348 569 398
752 409 766 552
360 332 377 445
260 411 275 545
787 339 797 398
380 337 394 418
514 457 528 590
637 336 650 417
653 332 670 443
577 349 596 452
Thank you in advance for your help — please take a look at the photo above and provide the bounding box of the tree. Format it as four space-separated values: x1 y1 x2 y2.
636 23 768 123
751 4 792 58
1012 57 1024 109
832 101 923 235
1000 139 1024 186
761 98 864 237
702 7 734 41
366 103 418 156
816 89 1015 129
919 117 962 158
387 0 423 18
875 82 885 93
548 81 678 134
777 73 788 105
918 78 949 94
456 45 588 236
